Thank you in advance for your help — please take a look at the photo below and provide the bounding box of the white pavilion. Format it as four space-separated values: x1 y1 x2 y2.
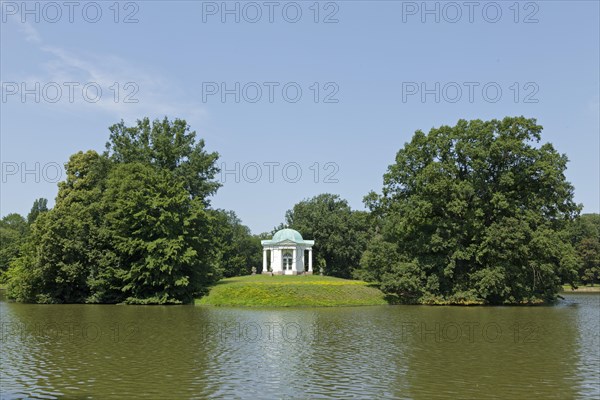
261 228 314 275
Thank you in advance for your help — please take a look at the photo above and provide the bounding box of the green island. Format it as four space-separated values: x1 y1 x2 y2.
196 275 388 307
1 117 598 306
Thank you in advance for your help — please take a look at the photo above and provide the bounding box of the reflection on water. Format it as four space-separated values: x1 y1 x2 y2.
1 290 598 399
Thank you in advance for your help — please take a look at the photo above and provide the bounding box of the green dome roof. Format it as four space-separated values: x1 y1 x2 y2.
272 228 304 243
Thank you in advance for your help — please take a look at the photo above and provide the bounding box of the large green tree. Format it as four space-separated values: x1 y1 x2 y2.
363 117 580 304
211 210 262 278
0 213 29 282
0 198 50 282
7 151 109 302
567 213 600 285
7 118 222 304
96 163 218 304
105 117 220 203
284 194 371 278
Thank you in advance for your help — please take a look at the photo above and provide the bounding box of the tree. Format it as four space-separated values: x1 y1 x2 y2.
0 213 28 281
354 236 400 283
6 151 109 303
567 214 600 285
105 117 220 204
284 194 371 278
577 237 600 284
211 210 262 278
7 118 222 304
367 117 580 304
0 197 50 282
96 163 218 304
27 198 48 225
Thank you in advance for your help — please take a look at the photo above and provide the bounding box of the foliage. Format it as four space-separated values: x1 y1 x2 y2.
362 117 581 304
210 210 262 278
567 214 600 285
284 193 371 278
0 213 29 282
354 236 401 283
6 118 222 304
7 151 111 303
0 198 50 283
27 198 48 225
105 117 220 204
94 163 218 304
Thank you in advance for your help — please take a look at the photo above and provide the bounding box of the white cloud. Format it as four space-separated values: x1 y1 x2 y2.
5 19 207 124
19 20 42 43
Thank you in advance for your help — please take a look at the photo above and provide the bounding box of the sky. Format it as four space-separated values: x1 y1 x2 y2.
1 0 599 234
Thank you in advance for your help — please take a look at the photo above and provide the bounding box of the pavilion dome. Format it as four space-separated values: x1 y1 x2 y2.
272 228 304 243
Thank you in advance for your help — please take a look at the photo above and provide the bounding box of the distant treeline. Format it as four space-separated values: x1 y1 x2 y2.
1 116 597 304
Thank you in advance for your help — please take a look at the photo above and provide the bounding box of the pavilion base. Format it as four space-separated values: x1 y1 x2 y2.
261 271 313 275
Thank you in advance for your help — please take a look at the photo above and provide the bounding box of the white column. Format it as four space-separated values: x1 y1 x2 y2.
292 248 296 274
308 249 313 273
262 249 267 273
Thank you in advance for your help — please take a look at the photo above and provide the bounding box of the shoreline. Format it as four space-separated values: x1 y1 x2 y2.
2 283 597 306
561 285 600 293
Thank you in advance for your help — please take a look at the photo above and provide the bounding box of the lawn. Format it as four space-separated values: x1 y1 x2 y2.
195 274 389 307
561 284 600 293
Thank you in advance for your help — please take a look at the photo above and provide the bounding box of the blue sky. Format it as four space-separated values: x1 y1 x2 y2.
1 1 598 234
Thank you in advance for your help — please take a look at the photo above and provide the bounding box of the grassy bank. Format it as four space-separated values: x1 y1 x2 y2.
561 284 600 293
196 274 388 307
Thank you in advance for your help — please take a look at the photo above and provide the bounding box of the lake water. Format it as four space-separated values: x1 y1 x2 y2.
1 290 598 399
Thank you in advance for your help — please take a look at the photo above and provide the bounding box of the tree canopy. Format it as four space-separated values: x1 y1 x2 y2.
283 193 371 278
27 198 48 225
105 117 221 203
0 199 49 282
211 210 262 278
567 213 600 285
359 117 581 304
0 213 28 282
6 118 222 304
